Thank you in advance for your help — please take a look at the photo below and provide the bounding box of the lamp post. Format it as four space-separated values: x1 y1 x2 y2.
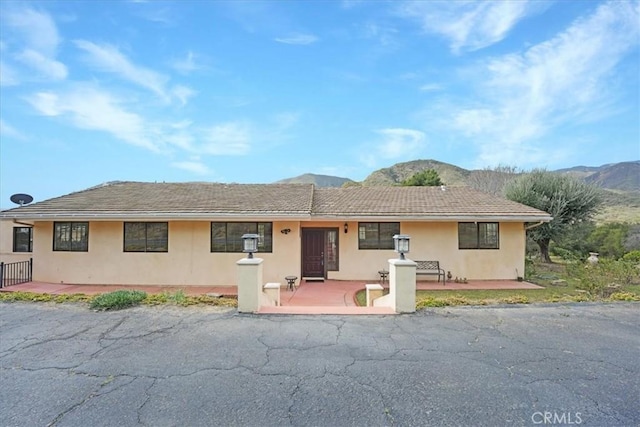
393 234 410 260
242 233 259 259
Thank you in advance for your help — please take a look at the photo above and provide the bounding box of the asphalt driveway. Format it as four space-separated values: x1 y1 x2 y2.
1 302 638 426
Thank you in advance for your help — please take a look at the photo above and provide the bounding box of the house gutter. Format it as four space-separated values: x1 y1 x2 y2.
0 212 314 221
525 220 547 230
12 219 35 227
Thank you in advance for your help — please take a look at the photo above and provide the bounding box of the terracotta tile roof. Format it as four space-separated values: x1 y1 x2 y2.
1 182 551 221
312 186 550 218
2 182 315 218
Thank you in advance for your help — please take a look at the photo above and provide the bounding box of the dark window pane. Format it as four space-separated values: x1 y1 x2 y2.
359 223 400 250
210 222 273 253
458 223 477 249
379 223 400 249
479 223 499 249
211 223 227 252
54 223 70 251
146 223 168 252
71 223 89 251
54 222 88 252
458 222 499 250
124 223 146 252
325 230 338 271
227 223 254 252
124 222 168 252
359 223 379 249
13 227 32 252
258 223 273 252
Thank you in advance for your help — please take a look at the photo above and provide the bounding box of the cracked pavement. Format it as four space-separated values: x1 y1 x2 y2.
0 302 638 426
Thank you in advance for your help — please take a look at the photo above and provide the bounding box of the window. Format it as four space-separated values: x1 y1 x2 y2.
325 229 339 271
358 222 400 250
54 222 89 252
13 227 32 252
458 222 499 249
124 222 168 252
211 222 272 253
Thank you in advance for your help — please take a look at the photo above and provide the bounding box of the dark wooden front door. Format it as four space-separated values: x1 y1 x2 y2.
302 229 325 278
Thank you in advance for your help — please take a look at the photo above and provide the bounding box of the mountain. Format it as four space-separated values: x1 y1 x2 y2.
275 173 354 187
276 159 639 223
583 161 639 192
362 159 470 186
276 160 638 192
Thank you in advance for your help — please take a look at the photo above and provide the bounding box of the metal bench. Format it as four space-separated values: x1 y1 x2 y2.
415 261 445 283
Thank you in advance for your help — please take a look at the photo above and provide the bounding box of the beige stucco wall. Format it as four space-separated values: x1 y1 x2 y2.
330 221 526 282
28 219 525 286
0 219 33 264
32 221 302 286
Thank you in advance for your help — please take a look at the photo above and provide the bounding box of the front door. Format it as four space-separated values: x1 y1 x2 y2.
302 229 325 278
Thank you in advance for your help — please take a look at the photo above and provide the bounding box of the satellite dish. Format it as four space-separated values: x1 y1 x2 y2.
10 193 33 206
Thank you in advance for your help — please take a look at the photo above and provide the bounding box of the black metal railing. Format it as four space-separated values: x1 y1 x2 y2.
0 258 33 288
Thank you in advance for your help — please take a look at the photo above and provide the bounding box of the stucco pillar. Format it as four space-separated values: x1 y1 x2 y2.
236 257 263 313
389 258 416 313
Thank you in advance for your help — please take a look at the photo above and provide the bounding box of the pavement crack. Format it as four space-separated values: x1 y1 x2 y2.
137 378 157 426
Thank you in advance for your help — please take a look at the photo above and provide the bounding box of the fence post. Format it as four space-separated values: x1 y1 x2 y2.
0 262 4 289
29 257 33 282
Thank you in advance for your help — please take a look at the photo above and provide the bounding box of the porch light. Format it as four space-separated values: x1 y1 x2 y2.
242 234 259 258
393 234 410 260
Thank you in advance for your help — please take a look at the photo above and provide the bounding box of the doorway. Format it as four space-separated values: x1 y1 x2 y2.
301 228 339 279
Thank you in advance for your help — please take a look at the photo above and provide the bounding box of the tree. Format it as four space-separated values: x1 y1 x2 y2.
505 169 602 263
401 169 443 186
466 165 520 197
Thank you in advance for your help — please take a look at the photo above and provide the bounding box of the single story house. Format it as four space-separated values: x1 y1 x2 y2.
0 181 551 287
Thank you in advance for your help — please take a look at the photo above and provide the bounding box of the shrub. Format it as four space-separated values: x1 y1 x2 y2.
568 259 640 297
609 292 640 302
622 250 640 263
549 246 579 261
90 290 147 311
499 295 530 304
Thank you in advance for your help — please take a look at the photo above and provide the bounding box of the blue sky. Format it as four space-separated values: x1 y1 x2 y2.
1 0 638 206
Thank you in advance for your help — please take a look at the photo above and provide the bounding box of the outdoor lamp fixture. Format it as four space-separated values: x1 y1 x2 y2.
344 223 348 234
393 234 410 260
280 228 291 235
242 233 259 258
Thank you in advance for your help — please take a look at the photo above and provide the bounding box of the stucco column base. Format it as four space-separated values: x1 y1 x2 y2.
263 282 281 306
365 284 384 307
375 258 416 313
237 257 264 313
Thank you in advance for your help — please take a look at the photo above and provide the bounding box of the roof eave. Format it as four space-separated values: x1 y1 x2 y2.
0 212 313 221
1 212 553 223
309 214 553 222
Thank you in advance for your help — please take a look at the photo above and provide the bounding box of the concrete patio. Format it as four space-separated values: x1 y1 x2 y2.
1 279 542 315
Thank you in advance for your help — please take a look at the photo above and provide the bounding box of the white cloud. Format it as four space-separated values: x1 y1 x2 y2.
398 0 546 53
16 49 68 81
0 119 26 140
4 7 61 56
74 40 169 99
361 128 426 167
170 51 203 74
275 33 319 45
441 1 640 166
0 61 20 86
171 159 210 175
361 22 398 47
27 86 160 152
201 122 252 155
376 128 426 158
2 7 68 81
171 85 196 106
419 83 443 92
